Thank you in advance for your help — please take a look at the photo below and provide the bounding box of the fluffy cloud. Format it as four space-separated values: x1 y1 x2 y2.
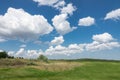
104 8 120 20
86 41 120 51
92 33 114 43
33 0 76 15
8 33 120 58
46 33 120 55
0 7 53 42
33 0 59 6
8 48 43 59
78 16 95 26
53 0 66 9
52 14 77 35
86 33 120 51
33 0 65 9
33 0 76 35
15 48 26 57
8 44 84 58
45 44 84 56
60 3 76 15
51 36 64 45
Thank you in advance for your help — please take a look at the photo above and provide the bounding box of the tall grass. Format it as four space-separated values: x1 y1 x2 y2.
0 59 120 80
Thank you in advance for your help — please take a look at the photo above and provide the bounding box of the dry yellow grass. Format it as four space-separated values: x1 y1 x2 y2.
0 59 83 71
31 61 83 71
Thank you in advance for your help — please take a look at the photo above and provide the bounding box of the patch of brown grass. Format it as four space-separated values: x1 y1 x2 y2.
0 58 27 67
31 61 83 71
0 59 83 71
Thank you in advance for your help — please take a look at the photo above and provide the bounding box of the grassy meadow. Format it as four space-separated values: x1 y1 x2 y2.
0 59 120 80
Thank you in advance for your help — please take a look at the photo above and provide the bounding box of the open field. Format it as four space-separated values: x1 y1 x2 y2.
0 59 120 80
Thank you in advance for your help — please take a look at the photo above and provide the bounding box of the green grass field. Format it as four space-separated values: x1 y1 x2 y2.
0 59 120 80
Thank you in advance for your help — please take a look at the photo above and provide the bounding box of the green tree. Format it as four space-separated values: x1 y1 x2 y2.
38 55 48 63
0 51 8 58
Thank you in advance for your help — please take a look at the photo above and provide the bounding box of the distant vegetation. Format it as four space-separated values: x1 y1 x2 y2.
38 54 48 63
0 51 8 58
0 51 15 59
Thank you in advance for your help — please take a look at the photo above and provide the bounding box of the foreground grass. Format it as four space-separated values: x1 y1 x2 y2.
0 59 120 80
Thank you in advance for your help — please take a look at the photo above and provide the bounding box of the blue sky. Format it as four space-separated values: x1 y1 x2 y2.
0 0 120 59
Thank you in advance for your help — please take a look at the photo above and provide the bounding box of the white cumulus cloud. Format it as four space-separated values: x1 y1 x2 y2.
45 44 84 56
0 7 53 42
8 33 120 58
33 0 77 35
33 0 76 15
8 48 43 59
33 0 59 6
33 0 66 9
104 8 120 20
60 3 76 15
46 33 120 55
86 33 120 51
86 41 120 52
92 33 114 43
51 36 64 45
78 16 95 26
53 0 66 9
52 14 77 35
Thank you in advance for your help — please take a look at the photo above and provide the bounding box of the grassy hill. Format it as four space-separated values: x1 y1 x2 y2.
0 58 120 80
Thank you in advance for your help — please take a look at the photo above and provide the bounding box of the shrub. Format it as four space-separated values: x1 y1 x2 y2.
8 56 14 59
27 62 36 66
38 55 48 63
0 51 8 59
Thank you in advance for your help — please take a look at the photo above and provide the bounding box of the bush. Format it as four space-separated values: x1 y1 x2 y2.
38 55 48 63
27 62 36 66
8 56 14 59
0 51 8 59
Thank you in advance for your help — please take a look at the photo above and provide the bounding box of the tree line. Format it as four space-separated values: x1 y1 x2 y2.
0 51 14 59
